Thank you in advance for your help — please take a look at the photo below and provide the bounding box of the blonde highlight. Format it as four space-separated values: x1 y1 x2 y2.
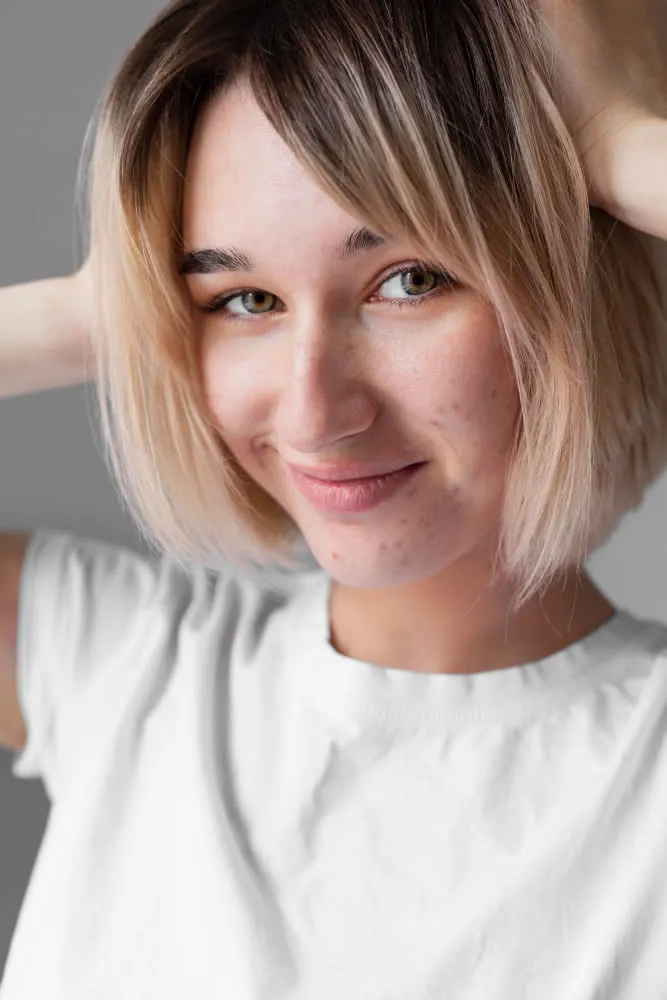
82 0 667 607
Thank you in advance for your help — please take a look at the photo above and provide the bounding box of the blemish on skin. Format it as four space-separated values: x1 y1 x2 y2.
332 552 339 560
399 517 409 526
393 538 404 549
379 541 388 552
491 389 498 400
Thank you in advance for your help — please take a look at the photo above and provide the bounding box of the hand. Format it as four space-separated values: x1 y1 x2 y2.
533 0 667 214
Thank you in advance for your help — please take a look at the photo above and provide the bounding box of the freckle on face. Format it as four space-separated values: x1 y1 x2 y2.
182 82 524 599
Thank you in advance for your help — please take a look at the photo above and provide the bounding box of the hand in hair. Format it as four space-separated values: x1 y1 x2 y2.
534 0 667 239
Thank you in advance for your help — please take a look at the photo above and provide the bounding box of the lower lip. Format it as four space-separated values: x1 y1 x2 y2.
289 462 427 513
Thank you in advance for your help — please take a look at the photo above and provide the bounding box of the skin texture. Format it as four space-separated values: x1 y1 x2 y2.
181 80 617 676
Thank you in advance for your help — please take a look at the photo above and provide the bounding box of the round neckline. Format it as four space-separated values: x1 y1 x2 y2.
292 571 662 727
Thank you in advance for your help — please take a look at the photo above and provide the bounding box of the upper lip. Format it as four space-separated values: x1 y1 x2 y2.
288 460 424 482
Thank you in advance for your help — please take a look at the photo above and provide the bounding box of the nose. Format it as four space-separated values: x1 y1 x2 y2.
275 304 377 453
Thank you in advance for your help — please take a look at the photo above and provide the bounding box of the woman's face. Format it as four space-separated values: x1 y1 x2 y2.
181 81 521 590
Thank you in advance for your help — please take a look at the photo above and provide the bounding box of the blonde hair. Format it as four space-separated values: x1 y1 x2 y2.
84 0 667 610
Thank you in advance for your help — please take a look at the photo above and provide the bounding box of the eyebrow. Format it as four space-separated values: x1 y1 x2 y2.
178 225 387 276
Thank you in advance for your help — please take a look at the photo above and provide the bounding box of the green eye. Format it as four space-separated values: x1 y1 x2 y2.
377 268 440 299
223 290 277 316
200 261 458 320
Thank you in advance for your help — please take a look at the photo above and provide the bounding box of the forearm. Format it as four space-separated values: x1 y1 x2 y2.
593 115 667 241
0 275 92 400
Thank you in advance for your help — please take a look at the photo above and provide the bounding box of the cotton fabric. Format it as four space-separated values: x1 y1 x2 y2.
3 528 667 999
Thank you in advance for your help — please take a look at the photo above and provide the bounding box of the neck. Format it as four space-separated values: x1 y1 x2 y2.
328 564 617 676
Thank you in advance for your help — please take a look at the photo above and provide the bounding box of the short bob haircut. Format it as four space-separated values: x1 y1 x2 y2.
83 0 667 612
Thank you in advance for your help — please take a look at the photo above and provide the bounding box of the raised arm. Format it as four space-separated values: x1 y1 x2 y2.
591 114 667 241
0 262 97 747
0 261 94 400
0 532 32 751
533 0 667 240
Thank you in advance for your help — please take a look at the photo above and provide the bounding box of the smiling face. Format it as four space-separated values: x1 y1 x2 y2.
181 80 521 591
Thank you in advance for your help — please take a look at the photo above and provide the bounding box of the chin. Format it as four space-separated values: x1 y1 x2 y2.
308 543 426 590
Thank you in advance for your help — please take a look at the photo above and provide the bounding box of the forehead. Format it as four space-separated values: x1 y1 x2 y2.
182 81 354 248
187 81 294 183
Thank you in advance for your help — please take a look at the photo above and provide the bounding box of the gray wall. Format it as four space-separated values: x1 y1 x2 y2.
0 0 167 975
1 0 667 978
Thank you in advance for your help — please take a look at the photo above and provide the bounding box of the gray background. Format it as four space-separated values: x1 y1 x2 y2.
1 0 667 978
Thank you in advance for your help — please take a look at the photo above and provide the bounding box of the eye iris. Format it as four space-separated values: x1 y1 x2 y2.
402 269 437 296
243 291 274 313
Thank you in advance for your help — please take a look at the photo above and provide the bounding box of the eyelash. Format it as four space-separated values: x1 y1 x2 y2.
198 260 459 321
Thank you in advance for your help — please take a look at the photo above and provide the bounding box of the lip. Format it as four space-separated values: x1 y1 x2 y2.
287 460 423 482
289 461 427 514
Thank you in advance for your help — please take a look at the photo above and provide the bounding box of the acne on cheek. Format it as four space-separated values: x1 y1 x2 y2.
427 401 456 427
422 357 518 427
425 398 467 430
418 314 514 418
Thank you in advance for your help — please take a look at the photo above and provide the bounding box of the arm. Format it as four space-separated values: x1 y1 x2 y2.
0 532 32 751
590 114 667 241
0 265 94 400
532 0 666 240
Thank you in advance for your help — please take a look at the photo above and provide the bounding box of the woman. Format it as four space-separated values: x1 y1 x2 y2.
1 0 667 995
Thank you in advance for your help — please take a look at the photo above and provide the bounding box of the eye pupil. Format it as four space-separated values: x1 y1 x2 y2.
244 291 274 313
403 269 436 295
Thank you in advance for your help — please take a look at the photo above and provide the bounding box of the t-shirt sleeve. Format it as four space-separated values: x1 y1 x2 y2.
10 528 216 802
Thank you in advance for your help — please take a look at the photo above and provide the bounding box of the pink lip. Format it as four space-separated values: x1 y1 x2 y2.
287 460 422 482
289 462 426 514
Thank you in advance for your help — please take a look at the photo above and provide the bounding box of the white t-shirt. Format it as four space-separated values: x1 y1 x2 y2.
3 528 667 999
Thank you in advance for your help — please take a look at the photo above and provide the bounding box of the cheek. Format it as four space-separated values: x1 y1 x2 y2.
199 310 520 472
200 334 270 443
413 323 520 462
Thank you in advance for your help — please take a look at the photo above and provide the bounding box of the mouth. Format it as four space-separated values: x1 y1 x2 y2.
288 461 428 514
287 460 427 483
